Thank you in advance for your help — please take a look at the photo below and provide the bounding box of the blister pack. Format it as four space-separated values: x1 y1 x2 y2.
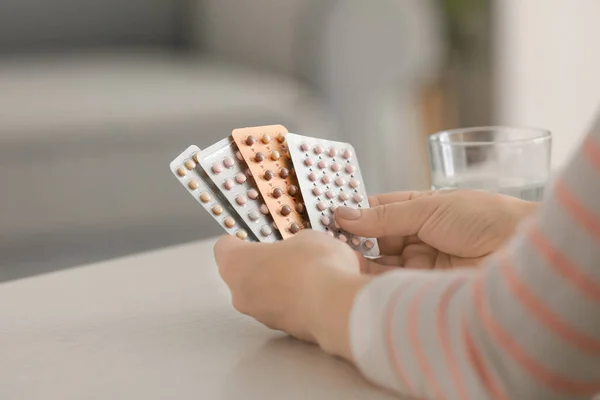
197 137 281 243
170 145 256 241
285 133 379 256
231 125 310 239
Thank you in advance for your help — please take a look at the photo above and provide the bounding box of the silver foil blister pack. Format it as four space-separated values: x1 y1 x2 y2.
198 137 281 243
285 133 380 256
170 145 256 242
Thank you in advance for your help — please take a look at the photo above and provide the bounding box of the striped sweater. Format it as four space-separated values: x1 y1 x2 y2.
350 114 600 399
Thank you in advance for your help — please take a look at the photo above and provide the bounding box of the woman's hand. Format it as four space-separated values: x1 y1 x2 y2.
336 190 539 272
213 230 370 361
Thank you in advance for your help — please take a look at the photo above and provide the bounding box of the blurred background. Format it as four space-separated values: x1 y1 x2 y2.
1 0 598 281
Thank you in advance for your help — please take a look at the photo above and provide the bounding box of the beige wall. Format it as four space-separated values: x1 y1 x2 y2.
494 0 600 169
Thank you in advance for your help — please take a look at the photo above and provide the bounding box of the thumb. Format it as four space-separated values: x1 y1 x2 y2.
213 234 256 266
335 197 441 238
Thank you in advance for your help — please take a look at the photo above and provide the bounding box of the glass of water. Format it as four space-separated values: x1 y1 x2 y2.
427 127 552 201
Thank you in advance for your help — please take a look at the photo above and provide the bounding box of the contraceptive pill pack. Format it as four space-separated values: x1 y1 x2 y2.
169 125 380 256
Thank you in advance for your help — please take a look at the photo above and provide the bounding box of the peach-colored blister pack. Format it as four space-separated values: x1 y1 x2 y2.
169 145 256 241
231 125 310 239
285 133 379 256
197 137 281 243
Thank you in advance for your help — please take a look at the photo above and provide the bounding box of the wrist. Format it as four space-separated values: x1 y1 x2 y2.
306 269 371 362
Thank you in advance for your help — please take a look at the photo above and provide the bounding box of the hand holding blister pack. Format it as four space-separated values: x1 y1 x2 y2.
169 126 379 256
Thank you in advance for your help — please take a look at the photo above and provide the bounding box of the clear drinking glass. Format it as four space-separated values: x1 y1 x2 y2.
427 127 552 201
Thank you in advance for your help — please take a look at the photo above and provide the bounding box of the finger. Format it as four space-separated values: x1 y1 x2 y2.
360 258 400 275
373 255 404 266
336 195 441 239
368 190 435 207
213 235 269 274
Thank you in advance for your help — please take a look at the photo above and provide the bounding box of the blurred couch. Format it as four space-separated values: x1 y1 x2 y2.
0 0 443 280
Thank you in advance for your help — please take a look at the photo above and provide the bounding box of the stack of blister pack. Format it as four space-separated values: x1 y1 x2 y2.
169 125 379 257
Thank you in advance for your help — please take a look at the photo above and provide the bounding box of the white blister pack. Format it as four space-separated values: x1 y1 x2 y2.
170 145 256 241
197 137 281 243
285 133 380 256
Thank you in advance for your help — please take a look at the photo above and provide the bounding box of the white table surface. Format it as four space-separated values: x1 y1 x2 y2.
0 238 401 400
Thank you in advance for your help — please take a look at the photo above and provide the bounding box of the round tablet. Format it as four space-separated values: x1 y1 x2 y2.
188 179 200 190
246 168 253 177
335 177 345 187
199 192 211 203
277 132 287 143
212 163 223 174
280 205 292 216
345 164 355 174
325 190 335 199
296 203 305 213
321 175 331 184
223 157 235 168
235 195 247 205
270 150 281 161
313 145 324 155
272 188 283 199
288 185 298 196
279 168 290 178
329 205 338 213
235 151 244 161
212 205 223 216
331 163 341 172
363 239 375 250
236 230 248 240
308 172 319 182
353 194 363 203
261 134 272 144
254 152 265 162
320 216 331 226
260 204 270 215
342 149 353 159
245 136 256 146
303 221 311 229
351 237 361 246
235 173 247 184
184 160 195 170
349 179 360 189
247 189 259 200
338 234 348 243
260 225 273 236
224 217 236 228
223 179 235 190
304 157 314 167
339 192 350 201
300 143 310 152
192 153 201 163
176 166 186 177
316 201 327 211
264 170 274 181
312 187 323 196
317 160 328 169
248 210 260 221
328 147 337 157
289 223 301 234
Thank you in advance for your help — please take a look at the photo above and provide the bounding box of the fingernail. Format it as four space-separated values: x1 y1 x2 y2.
336 206 362 220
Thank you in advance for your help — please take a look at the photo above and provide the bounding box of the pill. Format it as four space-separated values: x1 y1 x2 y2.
260 204 270 215
212 205 223 216
279 168 290 178
260 225 272 236
223 157 235 168
313 145 324 155
300 143 310 152
277 132 287 143
184 160 195 170
335 177 345 187
224 217 236 228
246 169 253 177
345 164 355 174
245 136 256 146
296 203 305 213
272 188 283 198
317 201 327 211
255 152 265 162
236 230 248 240
288 185 298 196
339 192 350 201
280 205 292 216
328 147 337 157
329 205 338 213
289 223 301 234
325 190 335 199
248 210 260 221
338 234 348 243
236 151 244 161
261 134 272 144
353 193 363 203
303 221 311 229
321 175 331 184
236 195 247 205
235 173 247 184
349 179 360 189
264 170 274 181
327 230 335 237
313 187 323 196
270 150 281 161
364 239 375 250
199 192 211 203
273 221 279 230
317 160 328 169
304 157 314 166
212 163 223 174
188 179 200 190
351 237 361 246
308 172 319 181
192 153 201 163
248 189 259 200
342 149 353 159
176 166 186 177
331 163 341 172
223 179 235 190
320 216 331 226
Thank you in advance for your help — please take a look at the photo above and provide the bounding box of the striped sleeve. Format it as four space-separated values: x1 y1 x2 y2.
350 112 600 399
